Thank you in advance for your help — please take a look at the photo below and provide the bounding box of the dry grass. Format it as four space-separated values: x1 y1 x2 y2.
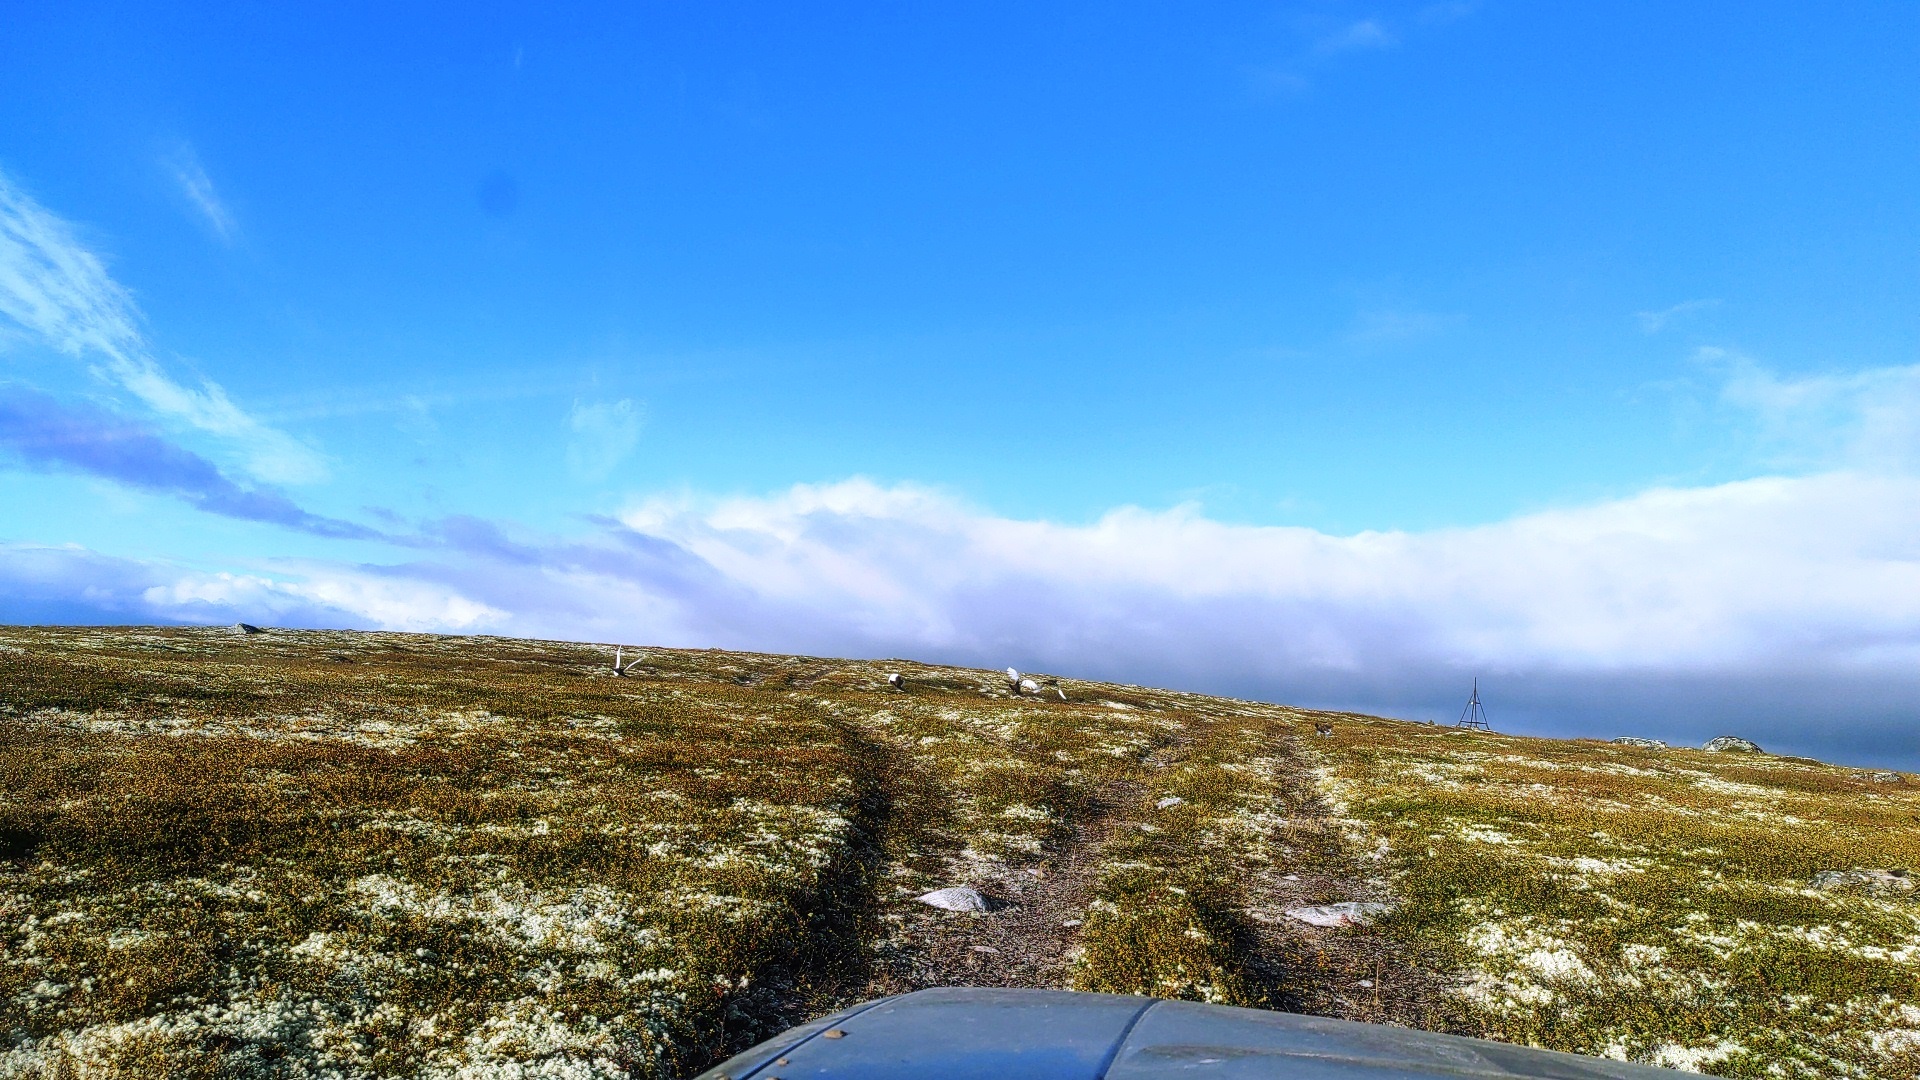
0 629 873 1078
1 627 1914 1078
1309 719 1920 1078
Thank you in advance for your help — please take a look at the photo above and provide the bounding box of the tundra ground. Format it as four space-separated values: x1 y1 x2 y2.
0 627 1913 1079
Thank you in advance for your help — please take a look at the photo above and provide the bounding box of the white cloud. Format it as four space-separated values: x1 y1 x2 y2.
601 472 1920 763
1637 298 1720 333
608 474 1920 675
164 144 239 243
1347 308 1458 346
22 471 1920 682
1712 350 1920 473
142 567 503 632
9 465 1920 764
1317 19 1398 53
0 543 501 632
1418 1 1480 25
0 170 323 483
566 399 644 481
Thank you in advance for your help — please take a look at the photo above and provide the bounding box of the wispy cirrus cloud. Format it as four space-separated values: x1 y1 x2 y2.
1416 1 1479 26
1346 307 1460 347
163 143 239 244
1316 18 1398 54
1637 298 1720 333
1250 7 1465 97
1709 349 1920 474
0 385 376 539
566 398 645 482
0 169 322 483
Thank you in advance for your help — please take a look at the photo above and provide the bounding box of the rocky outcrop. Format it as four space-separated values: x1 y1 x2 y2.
1702 736 1763 753
1611 737 1667 749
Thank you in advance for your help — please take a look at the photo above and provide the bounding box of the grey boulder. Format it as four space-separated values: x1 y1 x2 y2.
1702 736 1764 753
917 886 992 913
1284 901 1394 928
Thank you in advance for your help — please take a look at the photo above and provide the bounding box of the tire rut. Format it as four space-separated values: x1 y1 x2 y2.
855 770 1174 996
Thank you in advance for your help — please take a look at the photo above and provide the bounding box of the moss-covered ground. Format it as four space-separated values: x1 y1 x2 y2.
1313 718 1920 1077
0 626 1914 1078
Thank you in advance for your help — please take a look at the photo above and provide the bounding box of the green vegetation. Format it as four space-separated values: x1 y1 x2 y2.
0 627 1915 1078
1315 719 1920 1077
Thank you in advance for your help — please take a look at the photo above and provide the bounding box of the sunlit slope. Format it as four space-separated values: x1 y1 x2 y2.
1315 719 1920 1077
0 626 1915 1079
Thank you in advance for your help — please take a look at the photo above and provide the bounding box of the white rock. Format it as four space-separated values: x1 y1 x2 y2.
1810 868 1914 894
1702 735 1764 753
1155 796 1185 809
917 886 991 912
1284 901 1394 928
1611 737 1667 749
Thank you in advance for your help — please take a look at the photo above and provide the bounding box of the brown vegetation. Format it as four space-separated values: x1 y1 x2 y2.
0 627 1914 1078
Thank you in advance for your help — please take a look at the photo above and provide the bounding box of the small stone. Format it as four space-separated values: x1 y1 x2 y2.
1061 919 1083 928
916 886 991 912
1357 979 1374 988
969 945 999 953
1155 796 1185 809
1702 736 1764 753
1611 737 1667 749
1810 868 1914 895
1284 901 1395 928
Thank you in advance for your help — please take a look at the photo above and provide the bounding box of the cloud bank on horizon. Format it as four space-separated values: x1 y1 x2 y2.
6 466 1920 765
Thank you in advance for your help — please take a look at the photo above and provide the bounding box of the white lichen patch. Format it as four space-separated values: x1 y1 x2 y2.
1302 710 1920 1079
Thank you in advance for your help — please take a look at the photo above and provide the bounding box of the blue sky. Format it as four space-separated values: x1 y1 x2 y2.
4 2 1920 764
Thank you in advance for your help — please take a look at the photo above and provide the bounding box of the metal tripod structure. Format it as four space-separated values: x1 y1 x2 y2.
1457 678 1492 730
